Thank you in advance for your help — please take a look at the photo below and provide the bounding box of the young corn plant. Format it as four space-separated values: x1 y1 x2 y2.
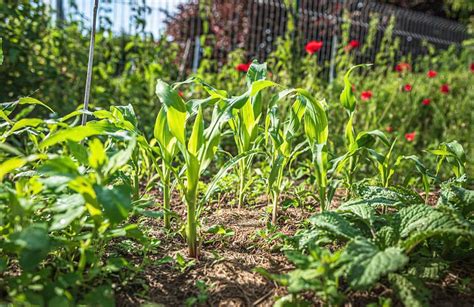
335 64 390 192
153 105 179 229
429 140 466 179
155 79 251 258
266 88 328 223
227 61 277 208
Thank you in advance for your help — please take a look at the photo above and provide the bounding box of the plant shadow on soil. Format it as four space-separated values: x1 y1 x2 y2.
113 190 474 307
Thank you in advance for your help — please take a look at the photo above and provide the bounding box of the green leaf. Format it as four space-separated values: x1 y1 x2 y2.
246 61 267 84
39 157 80 178
407 257 449 280
188 107 204 156
6 118 43 135
0 157 26 181
156 80 187 112
156 80 187 145
40 120 117 149
154 108 177 160
299 91 328 145
104 137 136 175
94 184 132 224
355 185 424 207
166 105 187 146
388 273 430 307
88 138 107 170
339 64 371 113
14 224 50 271
112 104 138 128
342 238 408 289
397 204 474 251
18 97 54 113
67 141 89 165
337 201 376 226
437 183 474 215
50 194 86 231
354 130 390 149
308 211 364 240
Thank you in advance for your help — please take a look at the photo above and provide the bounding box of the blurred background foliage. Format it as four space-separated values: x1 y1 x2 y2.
0 0 472 172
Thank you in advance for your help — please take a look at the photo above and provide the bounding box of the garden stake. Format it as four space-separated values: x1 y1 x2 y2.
81 0 99 126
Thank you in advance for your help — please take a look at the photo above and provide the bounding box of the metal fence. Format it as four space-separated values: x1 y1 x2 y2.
47 0 469 69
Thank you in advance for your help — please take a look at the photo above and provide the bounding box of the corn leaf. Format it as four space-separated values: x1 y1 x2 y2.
188 107 204 156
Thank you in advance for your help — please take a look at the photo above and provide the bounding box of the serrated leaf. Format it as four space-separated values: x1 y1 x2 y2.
397 204 474 251
388 273 430 307
342 238 408 289
407 257 449 280
309 211 364 240
355 185 424 207
437 184 474 215
337 201 376 226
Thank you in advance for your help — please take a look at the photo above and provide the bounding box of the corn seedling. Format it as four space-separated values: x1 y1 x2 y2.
227 61 277 208
155 78 259 257
266 88 328 223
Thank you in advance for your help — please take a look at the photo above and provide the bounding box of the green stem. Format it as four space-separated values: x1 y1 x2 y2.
271 191 280 225
185 186 199 258
238 160 246 209
319 186 327 211
162 165 171 229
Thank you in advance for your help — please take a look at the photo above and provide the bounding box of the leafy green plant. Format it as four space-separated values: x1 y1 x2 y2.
0 100 154 305
267 177 474 306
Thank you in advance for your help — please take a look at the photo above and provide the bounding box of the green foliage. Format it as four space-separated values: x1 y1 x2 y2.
1 3 473 304
267 175 474 305
0 99 154 305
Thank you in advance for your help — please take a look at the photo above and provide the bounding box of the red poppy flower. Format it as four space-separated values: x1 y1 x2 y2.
386 126 394 133
349 40 360 48
305 40 323 55
395 62 411 72
427 70 437 78
405 132 416 142
422 98 431 106
470 63 474 72
236 63 251 72
360 90 373 101
440 84 450 94
403 84 412 92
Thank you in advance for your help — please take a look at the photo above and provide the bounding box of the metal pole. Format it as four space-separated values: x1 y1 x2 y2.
329 34 337 83
56 0 65 24
81 0 99 126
